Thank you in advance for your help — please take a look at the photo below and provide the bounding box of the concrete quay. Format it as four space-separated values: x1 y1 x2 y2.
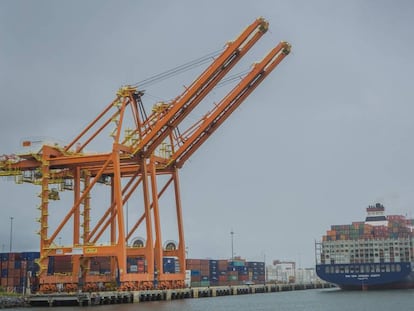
27 282 334 306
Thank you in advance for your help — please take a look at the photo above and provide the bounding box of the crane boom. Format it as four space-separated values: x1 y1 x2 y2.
131 17 269 158
0 17 269 176
162 41 291 169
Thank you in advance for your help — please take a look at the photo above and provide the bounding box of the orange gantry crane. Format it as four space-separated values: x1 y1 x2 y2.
0 17 290 292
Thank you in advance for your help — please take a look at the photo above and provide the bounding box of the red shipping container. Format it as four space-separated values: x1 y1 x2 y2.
191 275 201 282
11 269 21 278
7 261 14 270
186 259 201 265
218 260 228 271
200 268 210 275
200 259 210 266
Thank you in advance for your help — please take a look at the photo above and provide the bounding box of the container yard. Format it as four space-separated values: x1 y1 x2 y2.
0 252 266 294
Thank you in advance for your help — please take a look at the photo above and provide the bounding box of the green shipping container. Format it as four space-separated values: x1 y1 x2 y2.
200 280 210 287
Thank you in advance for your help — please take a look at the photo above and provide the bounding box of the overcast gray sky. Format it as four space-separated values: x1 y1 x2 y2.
1 0 414 268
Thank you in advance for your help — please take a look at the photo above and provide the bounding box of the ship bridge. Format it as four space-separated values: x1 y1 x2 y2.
365 203 388 227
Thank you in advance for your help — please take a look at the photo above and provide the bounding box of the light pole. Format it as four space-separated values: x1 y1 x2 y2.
230 229 234 262
9 216 14 252
263 252 266 285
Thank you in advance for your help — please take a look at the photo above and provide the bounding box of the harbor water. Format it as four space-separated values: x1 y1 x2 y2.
7 287 414 311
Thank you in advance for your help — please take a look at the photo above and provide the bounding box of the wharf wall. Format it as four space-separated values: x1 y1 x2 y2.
26 283 334 307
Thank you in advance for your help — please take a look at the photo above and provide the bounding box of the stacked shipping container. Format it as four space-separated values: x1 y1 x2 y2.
319 213 414 265
186 259 212 287
247 261 266 283
186 257 266 287
323 215 413 242
0 252 39 293
0 252 265 291
126 256 146 274
44 255 181 277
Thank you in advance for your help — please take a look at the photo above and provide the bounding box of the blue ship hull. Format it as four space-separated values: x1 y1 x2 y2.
316 262 414 290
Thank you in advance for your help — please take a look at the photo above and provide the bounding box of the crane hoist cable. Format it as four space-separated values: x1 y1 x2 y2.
132 49 251 106
215 69 251 88
132 49 224 89
153 68 252 104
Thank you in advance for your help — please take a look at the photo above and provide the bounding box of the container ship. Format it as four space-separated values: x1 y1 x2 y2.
315 203 414 290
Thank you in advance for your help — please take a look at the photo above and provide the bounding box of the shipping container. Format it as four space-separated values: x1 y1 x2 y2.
200 280 210 287
163 257 177 274
0 253 9 261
